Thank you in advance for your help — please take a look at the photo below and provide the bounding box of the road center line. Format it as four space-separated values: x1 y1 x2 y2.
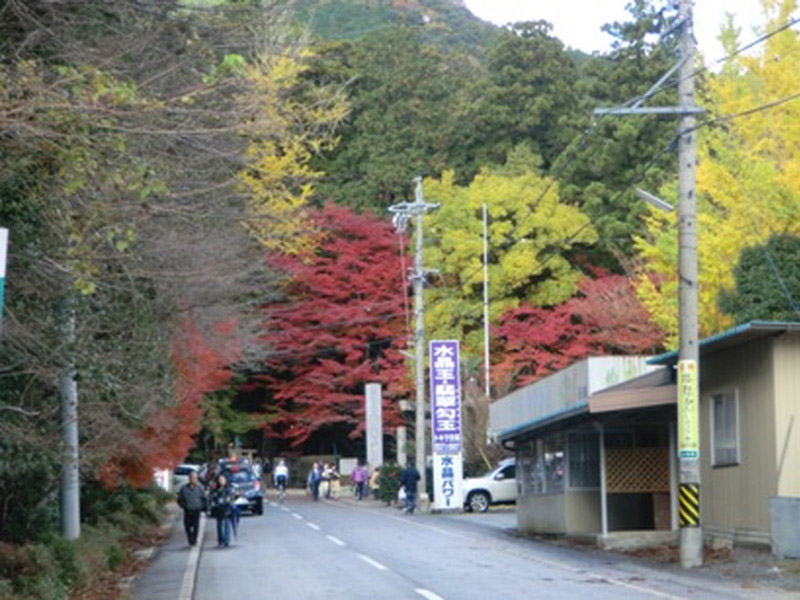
415 589 444 600
292 513 303 520
306 522 321 531
357 553 388 571
326 534 345 546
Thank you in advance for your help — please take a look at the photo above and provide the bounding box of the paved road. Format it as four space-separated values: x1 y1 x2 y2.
193 496 786 600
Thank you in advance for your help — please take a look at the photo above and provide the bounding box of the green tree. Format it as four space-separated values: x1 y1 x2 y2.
558 0 679 266
309 26 482 210
719 235 800 324
423 167 597 354
462 20 583 172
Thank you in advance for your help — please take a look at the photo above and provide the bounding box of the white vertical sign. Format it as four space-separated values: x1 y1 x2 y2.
430 340 464 511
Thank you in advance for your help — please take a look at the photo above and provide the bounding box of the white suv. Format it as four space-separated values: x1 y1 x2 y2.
462 457 517 513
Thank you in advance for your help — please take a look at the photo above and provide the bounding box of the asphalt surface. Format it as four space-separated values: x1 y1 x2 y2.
190 494 793 600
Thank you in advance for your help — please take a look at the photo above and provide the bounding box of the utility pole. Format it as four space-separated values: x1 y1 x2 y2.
0 228 7 338
594 0 702 568
482 203 490 399
675 0 702 569
61 296 80 540
389 177 439 504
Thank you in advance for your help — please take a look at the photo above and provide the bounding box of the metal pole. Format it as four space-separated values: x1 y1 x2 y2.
413 181 428 501
61 299 80 540
677 0 702 568
389 178 439 506
482 204 490 399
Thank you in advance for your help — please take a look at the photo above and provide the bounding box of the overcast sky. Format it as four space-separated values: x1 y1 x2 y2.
464 1 771 61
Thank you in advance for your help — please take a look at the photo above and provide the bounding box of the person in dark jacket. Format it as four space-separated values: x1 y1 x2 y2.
209 473 235 547
177 470 206 546
400 462 421 514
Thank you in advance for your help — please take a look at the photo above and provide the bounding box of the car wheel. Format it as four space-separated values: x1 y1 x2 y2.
467 491 490 513
254 502 263 515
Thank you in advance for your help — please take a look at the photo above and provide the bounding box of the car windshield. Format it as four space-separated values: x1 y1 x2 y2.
224 470 254 484
174 467 196 476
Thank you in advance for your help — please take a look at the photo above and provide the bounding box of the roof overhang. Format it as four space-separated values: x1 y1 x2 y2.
498 368 676 442
647 321 800 367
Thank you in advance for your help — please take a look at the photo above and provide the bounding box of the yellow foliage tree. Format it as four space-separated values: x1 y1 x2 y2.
634 0 800 343
423 168 597 354
237 51 348 254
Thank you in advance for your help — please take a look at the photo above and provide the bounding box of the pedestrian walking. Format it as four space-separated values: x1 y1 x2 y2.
176 470 206 546
369 466 381 500
307 462 322 501
321 462 338 499
400 462 421 514
351 461 368 501
209 473 236 547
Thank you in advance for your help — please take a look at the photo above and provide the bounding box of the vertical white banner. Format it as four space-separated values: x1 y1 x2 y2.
430 340 464 511
432 452 463 511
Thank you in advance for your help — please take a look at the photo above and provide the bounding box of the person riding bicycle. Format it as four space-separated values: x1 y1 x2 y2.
273 459 289 498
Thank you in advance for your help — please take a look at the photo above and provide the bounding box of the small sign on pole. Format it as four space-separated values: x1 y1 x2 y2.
677 359 699 460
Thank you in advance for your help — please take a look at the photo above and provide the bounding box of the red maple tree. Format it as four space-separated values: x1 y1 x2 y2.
252 203 410 448
100 318 240 487
492 273 664 393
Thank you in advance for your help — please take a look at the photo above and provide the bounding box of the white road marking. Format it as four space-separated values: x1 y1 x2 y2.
280 506 290 512
415 590 444 600
268 501 278 507
357 554 388 571
326 535 346 547
306 522 321 531
339 502 689 600
292 513 303 520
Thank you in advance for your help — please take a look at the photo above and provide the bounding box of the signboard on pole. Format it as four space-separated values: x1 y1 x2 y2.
0 228 7 325
677 359 699 459
430 340 464 510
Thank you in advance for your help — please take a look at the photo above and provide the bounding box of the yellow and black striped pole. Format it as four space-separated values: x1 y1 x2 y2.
679 483 700 528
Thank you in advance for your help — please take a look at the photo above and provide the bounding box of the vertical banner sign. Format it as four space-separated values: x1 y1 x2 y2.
677 359 699 460
430 340 464 510
0 228 7 326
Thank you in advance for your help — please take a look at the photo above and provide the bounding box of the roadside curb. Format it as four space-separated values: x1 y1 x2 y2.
178 512 206 600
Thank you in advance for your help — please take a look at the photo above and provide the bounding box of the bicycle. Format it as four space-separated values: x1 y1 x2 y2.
275 476 287 503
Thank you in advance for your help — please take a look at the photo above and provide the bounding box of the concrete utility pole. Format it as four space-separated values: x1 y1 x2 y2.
594 0 702 568
389 177 439 502
0 228 7 337
675 0 702 569
61 298 81 540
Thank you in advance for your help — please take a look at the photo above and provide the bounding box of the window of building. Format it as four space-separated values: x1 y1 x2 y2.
711 390 739 467
568 432 600 488
519 435 564 496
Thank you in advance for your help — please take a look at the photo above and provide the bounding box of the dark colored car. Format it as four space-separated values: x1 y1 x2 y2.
222 465 264 516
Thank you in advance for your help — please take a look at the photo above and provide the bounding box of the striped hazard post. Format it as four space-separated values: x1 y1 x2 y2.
679 483 700 527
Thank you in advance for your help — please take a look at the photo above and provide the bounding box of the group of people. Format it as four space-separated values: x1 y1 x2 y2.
176 470 241 548
306 461 341 500
176 458 424 548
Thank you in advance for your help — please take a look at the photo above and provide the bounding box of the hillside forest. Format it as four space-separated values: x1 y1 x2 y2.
1 1 800 593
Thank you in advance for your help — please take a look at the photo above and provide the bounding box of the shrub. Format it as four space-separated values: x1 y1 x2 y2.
377 463 403 504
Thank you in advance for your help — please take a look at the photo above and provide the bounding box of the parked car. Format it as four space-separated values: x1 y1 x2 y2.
172 463 201 491
222 464 264 515
462 457 517 513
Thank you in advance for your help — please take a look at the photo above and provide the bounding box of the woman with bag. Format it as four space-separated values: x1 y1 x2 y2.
209 473 235 547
